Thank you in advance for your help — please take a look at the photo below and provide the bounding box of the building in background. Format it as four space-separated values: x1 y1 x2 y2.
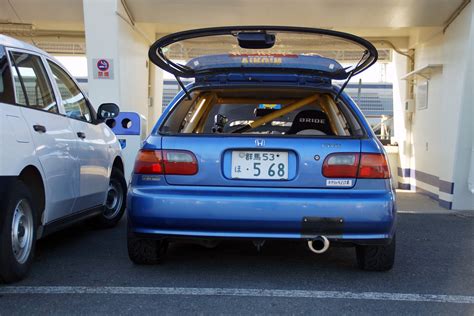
345 83 394 144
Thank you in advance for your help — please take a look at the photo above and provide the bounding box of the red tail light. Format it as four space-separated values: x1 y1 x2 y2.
322 153 390 179
162 150 198 175
358 153 390 179
134 149 198 175
134 150 164 174
322 153 359 178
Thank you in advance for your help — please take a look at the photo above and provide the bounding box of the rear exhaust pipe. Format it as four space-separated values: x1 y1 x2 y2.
307 236 330 254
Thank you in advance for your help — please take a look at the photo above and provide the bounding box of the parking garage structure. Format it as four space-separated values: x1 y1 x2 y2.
0 0 472 210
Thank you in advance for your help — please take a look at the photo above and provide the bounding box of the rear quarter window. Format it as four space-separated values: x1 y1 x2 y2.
9 51 58 113
0 46 15 104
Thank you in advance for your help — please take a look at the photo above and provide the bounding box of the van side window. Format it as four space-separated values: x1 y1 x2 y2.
47 61 92 123
0 46 15 104
9 52 58 113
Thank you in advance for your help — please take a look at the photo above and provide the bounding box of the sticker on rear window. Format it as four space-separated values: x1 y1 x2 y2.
326 179 353 187
258 104 282 109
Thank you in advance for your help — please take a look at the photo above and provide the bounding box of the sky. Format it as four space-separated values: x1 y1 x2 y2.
55 56 88 77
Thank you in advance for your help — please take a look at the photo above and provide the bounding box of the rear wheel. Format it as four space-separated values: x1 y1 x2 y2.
0 180 37 283
356 236 396 271
127 226 167 264
93 168 127 228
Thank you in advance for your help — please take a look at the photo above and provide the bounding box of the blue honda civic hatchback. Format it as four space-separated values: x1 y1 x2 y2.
127 26 396 271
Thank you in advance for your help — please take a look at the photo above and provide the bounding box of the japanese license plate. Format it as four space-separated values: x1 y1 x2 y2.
231 151 288 180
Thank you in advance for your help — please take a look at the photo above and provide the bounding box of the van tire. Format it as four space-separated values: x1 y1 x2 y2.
93 168 127 228
356 236 395 271
127 226 167 264
0 180 37 283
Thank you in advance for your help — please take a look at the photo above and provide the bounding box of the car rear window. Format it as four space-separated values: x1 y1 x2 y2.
160 89 364 137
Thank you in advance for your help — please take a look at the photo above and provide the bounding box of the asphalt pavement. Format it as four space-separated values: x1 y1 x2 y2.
0 196 473 315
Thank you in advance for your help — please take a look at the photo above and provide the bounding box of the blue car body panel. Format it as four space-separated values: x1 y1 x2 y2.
128 72 396 244
128 181 395 240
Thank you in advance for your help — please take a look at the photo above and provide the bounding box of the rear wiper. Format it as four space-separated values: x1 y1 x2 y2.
334 50 369 102
175 75 191 100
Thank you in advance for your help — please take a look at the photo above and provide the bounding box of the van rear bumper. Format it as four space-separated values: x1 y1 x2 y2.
128 185 396 244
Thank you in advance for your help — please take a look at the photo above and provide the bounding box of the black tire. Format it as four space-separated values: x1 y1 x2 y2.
93 168 127 228
356 236 396 271
0 180 37 283
127 225 167 264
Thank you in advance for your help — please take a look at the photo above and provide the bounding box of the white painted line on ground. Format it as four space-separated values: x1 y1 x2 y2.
0 286 473 304
397 210 453 214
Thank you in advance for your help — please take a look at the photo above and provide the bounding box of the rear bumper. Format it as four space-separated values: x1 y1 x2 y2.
128 185 396 244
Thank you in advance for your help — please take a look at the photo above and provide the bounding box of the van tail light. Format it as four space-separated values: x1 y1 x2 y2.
322 153 390 179
134 149 198 175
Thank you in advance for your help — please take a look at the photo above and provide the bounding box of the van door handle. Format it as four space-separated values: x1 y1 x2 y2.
33 124 46 133
77 132 86 139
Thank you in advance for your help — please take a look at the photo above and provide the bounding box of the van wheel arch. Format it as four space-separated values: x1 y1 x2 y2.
112 156 125 175
19 166 45 225
91 158 127 228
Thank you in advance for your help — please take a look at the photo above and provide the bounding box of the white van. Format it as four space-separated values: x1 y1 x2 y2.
0 35 126 283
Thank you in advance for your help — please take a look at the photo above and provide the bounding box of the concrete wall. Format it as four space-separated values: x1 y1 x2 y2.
399 3 473 210
453 3 474 209
391 51 409 191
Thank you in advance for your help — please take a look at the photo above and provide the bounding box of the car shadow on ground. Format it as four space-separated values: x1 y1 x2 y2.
166 239 357 268
31 217 372 287
28 213 473 296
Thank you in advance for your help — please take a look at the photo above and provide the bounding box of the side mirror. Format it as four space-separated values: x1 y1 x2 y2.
97 103 120 122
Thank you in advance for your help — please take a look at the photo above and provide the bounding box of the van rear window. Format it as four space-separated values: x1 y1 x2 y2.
160 89 364 137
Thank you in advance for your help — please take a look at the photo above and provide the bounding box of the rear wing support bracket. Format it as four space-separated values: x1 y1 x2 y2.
334 50 369 102
175 75 192 100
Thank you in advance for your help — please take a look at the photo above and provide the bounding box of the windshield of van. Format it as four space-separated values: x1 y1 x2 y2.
160 89 364 137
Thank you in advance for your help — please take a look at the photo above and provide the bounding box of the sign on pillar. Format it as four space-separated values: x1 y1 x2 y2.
93 58 114 79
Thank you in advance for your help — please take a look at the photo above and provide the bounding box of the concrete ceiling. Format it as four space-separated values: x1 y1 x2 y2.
0 0 466 55
126 0 465 30
0 0 465 31
0 0 84 23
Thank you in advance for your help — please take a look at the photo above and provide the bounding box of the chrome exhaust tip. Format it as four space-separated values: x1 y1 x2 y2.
307 236 330 254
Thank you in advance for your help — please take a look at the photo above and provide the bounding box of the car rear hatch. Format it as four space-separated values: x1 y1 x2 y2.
149 26 377 80
146 26 380 189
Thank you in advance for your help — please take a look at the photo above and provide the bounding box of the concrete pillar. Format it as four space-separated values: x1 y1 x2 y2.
82 0 151 130
148 64 164 132
391 51 410 190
